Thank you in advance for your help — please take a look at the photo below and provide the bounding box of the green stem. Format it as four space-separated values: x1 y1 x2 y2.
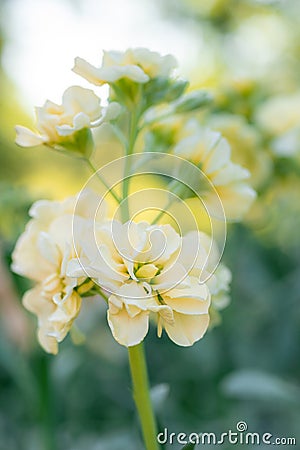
151 197 176 225
121 110 140 221
128 343 159 450
110 124 128 148
85 158 122 204
97 288 109 303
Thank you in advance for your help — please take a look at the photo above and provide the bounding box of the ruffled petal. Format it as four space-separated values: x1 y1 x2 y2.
164 312 210 346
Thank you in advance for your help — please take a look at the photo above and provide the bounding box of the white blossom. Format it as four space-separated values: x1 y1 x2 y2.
73 48 177 86
15 86 119 148
67 220 215 347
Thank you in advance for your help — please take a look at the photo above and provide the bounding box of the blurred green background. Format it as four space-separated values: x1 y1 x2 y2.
0 0 300 449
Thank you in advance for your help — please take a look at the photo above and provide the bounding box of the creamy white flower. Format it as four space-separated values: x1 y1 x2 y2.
73 48 177 86
12 190 106 354
15 86 119 148
68 220 216 347
67 220 185 294
173 125 256 220
129 48 177 78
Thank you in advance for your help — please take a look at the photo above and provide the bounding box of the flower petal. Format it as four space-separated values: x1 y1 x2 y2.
15 125 47 147
107 307 149 347
164 312 210 346
73 57 106 86
163 279 210 315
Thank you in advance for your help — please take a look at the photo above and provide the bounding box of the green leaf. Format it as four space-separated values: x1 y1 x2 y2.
221 369 300 406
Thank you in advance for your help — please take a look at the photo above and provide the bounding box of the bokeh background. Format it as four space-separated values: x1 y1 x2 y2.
1 0 300 449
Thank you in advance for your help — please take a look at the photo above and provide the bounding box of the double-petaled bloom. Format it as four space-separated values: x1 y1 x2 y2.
73 48 177 86
11 190 106 354
15 85 120 148
67 220 229 347
12 197 231 352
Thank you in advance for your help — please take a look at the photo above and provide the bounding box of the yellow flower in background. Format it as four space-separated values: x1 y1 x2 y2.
255 93 300 136
15 86 120 148
173 122 256 220
73 48 177 86
208 113 272 189
12 190 107 354
255 93 300 157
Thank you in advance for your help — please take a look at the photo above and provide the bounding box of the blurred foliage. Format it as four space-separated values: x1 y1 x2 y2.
0 0 300 449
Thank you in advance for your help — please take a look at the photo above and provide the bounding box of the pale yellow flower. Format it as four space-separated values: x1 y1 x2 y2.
12 190 106 354
173 124 256 220
255 93 300 157
73 48 177 86
15 86 119 148
208 113 272 188
67 220 215 347
67 220 184 293
255 93 300 136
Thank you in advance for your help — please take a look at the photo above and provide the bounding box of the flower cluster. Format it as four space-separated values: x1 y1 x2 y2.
13 46 256 354
12 194 230 352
